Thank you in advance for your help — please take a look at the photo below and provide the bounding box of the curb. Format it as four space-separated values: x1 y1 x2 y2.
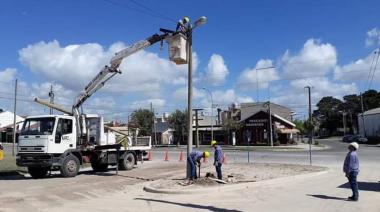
143 168 329 194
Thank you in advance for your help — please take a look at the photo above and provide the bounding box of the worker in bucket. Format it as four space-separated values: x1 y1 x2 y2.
343 142 360 201
188 150 209 180
211 140 223 180
176 16 190 33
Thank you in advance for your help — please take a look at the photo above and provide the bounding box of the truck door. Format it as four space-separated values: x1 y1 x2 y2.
49 118 76 153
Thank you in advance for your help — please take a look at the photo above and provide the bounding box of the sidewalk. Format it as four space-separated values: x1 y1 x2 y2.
55 166 380 212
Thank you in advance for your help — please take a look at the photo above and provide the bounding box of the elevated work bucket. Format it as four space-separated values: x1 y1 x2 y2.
166 33 188 65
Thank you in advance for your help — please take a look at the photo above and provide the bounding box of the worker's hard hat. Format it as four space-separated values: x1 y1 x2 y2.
203 151 210 158
349 142 359 150
211 140 217 146
183 16 190 23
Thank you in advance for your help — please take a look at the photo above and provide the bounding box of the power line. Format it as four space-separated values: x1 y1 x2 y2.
127 0 177 23
101 0 176 23
368 50 380 90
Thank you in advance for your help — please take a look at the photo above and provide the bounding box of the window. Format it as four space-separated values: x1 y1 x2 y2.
21 118 55 135
56 119 73 135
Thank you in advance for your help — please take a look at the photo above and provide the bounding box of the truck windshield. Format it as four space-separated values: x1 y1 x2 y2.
21 118 55 135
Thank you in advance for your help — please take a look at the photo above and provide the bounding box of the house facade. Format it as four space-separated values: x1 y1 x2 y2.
0 110 25 143
221 102 299 145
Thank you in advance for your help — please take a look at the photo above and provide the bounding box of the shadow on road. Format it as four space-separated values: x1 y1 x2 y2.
135 198 242 212
307 194 347 200
0 171 27 180
338 181 380 192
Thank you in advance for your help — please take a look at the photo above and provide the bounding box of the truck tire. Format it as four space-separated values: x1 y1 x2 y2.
119 152 135 170
60 154 80 177
91 160 108 172
28 167 49 179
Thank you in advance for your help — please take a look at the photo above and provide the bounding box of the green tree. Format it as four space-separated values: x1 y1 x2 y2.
130 109 154 136
222 116 242 145
315 96 343 135
167 109 188 145
293 119 307 134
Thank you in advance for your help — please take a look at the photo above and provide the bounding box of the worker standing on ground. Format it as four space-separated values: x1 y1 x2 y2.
343 142 360 201
188 150 209 180
211 140 223 180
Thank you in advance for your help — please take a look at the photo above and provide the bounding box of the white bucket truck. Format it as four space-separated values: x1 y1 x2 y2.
16 26 188 178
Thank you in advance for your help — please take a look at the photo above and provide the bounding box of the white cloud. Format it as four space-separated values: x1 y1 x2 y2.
237 59 279 90
204 89 253 107
19 40 191 98
0 68 17 83
172 86 205 101
204 54 229 86
130 98 166 109
271 77 357 111
281 39 337 78
366 28 380 47
334 51 380 82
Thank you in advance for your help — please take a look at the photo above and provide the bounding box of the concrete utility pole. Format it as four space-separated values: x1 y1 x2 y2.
150 102 156 147
267 101 273 147
342 112 347 136
12 79 18 156
193 109 203 148
360 93 367 136
185 16 207 179
203 87 214 141
48 84 54 115
305 86 312 165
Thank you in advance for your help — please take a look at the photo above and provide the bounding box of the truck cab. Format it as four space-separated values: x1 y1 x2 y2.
17 115 80 178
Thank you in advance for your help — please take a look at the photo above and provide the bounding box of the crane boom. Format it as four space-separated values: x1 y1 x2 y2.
73 33 169 110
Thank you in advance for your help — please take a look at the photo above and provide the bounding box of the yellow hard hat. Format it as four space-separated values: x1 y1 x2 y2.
203 151 210 158
211 140 217 146
183 16 190 23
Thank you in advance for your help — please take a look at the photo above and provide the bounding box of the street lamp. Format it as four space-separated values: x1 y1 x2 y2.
203 87 214 142
186 16 207 179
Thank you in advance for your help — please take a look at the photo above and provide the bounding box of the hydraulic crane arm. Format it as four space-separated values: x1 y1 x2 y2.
73 33 170 110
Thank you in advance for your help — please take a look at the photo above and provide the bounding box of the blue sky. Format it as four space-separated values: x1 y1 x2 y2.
0 0 380 121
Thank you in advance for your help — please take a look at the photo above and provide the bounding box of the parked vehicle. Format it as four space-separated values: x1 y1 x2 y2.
351 134 368 143
342 135 353 143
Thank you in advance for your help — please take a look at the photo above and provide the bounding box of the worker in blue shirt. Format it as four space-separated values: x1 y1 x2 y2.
343 142 360 201
188 150 209 180
211 140 223 180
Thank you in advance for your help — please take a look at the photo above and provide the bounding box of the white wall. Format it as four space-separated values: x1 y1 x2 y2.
0 111 24 129
358 113 380 137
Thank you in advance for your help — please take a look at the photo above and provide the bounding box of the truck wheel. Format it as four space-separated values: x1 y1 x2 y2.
60 155 80 177
119 152 135 170
91 160 108 172
28 167 49 179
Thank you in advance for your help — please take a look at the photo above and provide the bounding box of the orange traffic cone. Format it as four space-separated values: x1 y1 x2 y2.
222 153 227 164
147 151 152 161
164 151 169 161
179 151 184 162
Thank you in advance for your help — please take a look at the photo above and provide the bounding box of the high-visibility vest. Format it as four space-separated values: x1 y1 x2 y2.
0 150 4 160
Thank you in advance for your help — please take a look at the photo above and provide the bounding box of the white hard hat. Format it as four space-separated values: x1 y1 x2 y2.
349 142 359 150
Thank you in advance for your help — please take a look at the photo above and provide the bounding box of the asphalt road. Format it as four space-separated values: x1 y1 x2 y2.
2 138 378 168
150 138 380 168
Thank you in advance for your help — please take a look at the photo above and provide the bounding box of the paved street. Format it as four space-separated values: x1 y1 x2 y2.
1 138 379 211
150 138 380 168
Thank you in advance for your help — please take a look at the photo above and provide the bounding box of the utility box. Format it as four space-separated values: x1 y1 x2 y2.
166 33 188 65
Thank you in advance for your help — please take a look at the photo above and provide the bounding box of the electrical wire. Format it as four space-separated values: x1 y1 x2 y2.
368 50 380 90
101 0 176 24
127 0 177 23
